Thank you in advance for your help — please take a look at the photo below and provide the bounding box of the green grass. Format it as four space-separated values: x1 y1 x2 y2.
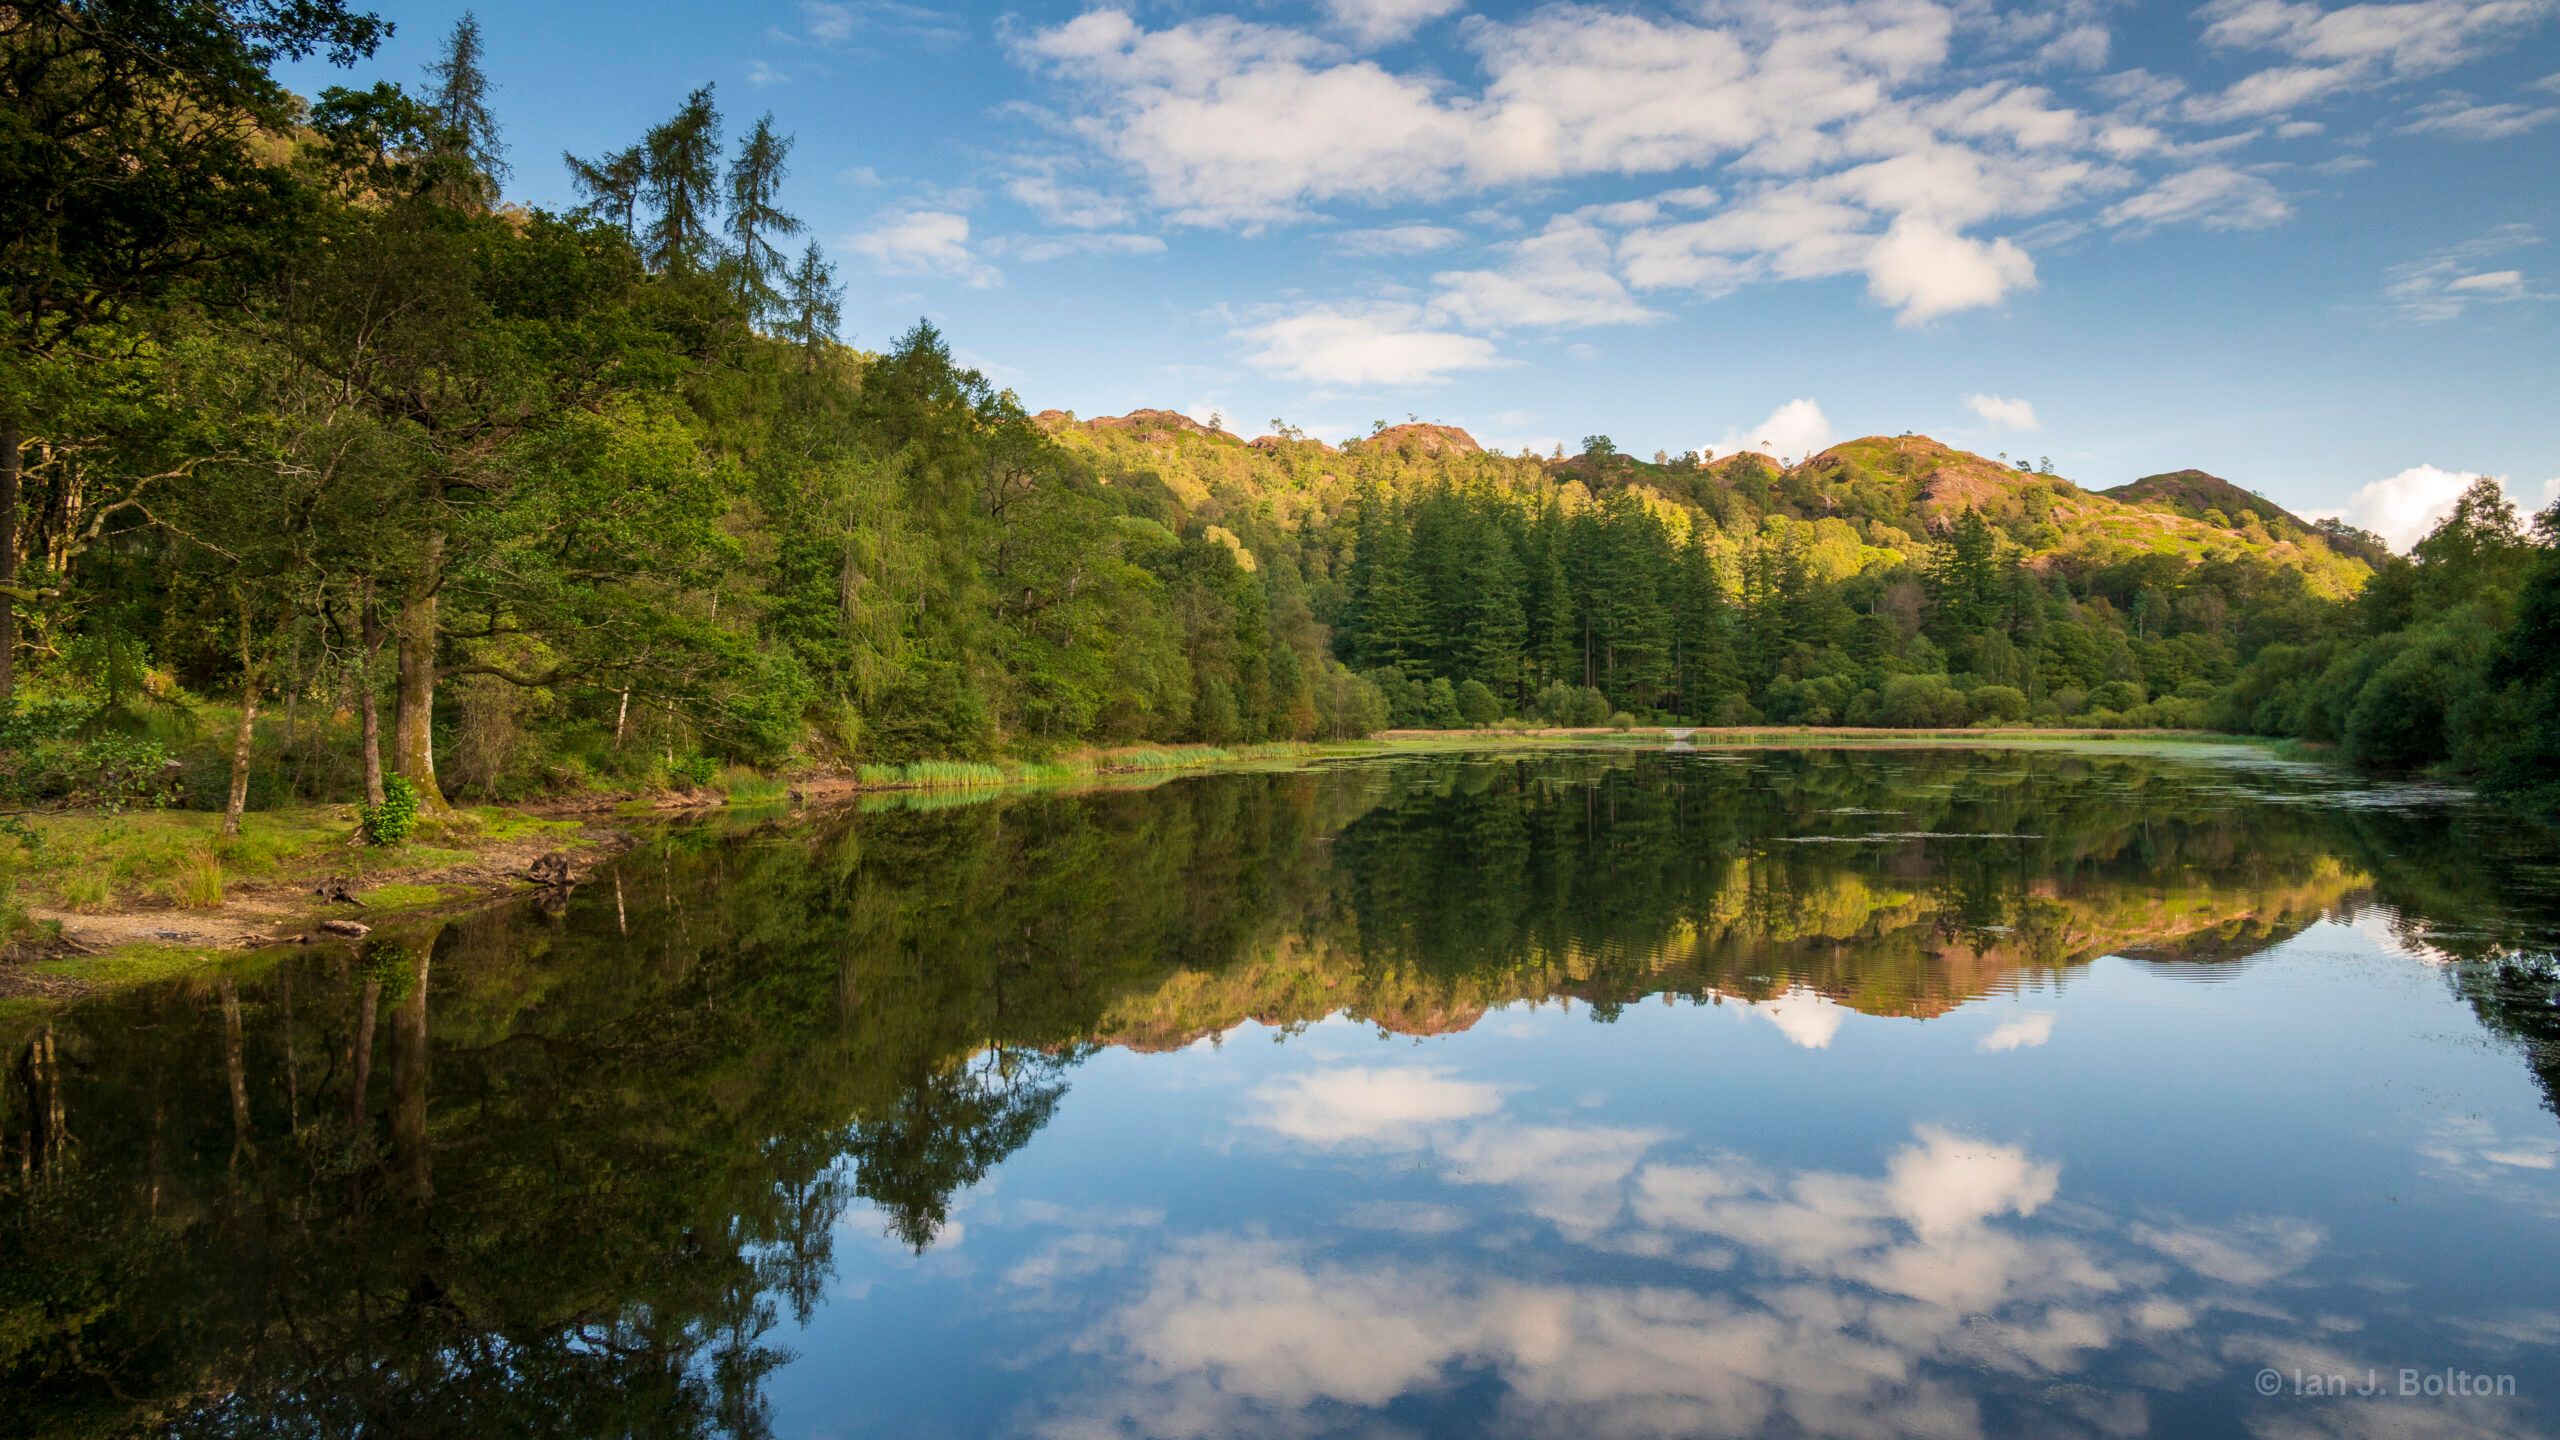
14 801 588 912
165 846 225 909
714 765 790 805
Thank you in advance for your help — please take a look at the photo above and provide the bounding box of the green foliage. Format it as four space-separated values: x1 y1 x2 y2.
358 776 421 847
20 8 2550 826
65 735 181 813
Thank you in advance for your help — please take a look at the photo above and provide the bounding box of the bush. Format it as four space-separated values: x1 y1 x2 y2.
1421 677 1463 728
1764 674 1856 726
359 775 422 847
1873 674 1970 728
1967 684 2028 725
1314 663 1389 739
1608 711 1637 731
2086 680 2146 713
1455 679 1502 727
66 734 182 812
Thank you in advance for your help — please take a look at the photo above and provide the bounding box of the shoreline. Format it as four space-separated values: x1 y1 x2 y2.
0 728 2281 1012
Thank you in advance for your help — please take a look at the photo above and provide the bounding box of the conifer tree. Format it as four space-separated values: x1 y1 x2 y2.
424 10 507 210
782 242 845 368
727 114 801 323
642 86 723 272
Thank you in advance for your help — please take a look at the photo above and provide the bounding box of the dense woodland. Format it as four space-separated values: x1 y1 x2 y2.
2 2 2555 827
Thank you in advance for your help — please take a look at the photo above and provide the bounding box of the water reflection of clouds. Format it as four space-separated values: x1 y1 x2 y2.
1978 1012 2058 1052
1009 1064 2545 1440
1737 987 1851 1049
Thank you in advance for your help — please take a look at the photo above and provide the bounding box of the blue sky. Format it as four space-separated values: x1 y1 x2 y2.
283 0 2559 544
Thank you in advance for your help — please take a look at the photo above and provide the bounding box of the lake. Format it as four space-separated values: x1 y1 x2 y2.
6 744 2559 1439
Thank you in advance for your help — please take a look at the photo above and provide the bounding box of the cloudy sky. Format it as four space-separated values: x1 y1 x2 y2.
289 0 2558 543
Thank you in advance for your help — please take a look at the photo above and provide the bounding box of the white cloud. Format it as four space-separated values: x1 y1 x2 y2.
1040 1119 2375 1440
1333 224 1466 255
2401 94 2560 138
1323 0 1461 47
1964 393 2041 430
1005 175 1133 229
1428 219 1667 331
2448 269 2524 293
1233 301 1506 386
1702 400 1836 463
2185 0 2560 119
1013 10 1468 227
2382 222 2546 320
1741 988 1851 1048
1978 1011 2057 1051
2100 164 2291 232
846 209 1002 288
998 232 1167 262
800 0 969 51
2311 465 2560 551
1865 214 2038 322
2041 22 2112 69
1245 1066 1505 1145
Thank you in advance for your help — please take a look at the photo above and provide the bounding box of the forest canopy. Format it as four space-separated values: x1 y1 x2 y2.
1 2 2553 822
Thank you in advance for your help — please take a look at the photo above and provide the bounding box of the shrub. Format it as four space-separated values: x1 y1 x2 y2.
1608 711 1637 731
1314 663 1388 739
1967 684 2029 725
67 734 182 812
2086 680 2146 713
170 847 225 908
1874 675 1970 728
359 775 422 847
1455 679 1502 727
1421 677 1463 728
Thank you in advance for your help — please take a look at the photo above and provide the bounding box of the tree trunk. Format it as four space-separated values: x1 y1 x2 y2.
392 535 446 809
389 941 433 1201
358 581 386 807
350 976 380 1125
0 422 19 705
223 683 257 837
224 610 257 837
220 979 255 1170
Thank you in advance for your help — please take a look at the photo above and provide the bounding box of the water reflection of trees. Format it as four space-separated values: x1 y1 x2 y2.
3 748 2555 1435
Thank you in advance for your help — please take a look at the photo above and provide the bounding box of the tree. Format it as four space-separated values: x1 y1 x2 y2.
781 242 845 369
565 143 648 239
0 0 386 701
642 86 723 273
726 114 801 324
423 10 507 209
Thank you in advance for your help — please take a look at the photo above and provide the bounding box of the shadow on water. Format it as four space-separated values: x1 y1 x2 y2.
3 747 2557 1437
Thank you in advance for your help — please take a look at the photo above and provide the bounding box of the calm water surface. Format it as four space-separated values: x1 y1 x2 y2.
7 746 2560 1439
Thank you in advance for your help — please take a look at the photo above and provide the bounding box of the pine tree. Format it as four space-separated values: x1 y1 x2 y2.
726 114 801 324
782 242 844 369
1927 509 2004 643
424 11 507 210
566 143 648 238
1528 507 1578 695
642 86 723 272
